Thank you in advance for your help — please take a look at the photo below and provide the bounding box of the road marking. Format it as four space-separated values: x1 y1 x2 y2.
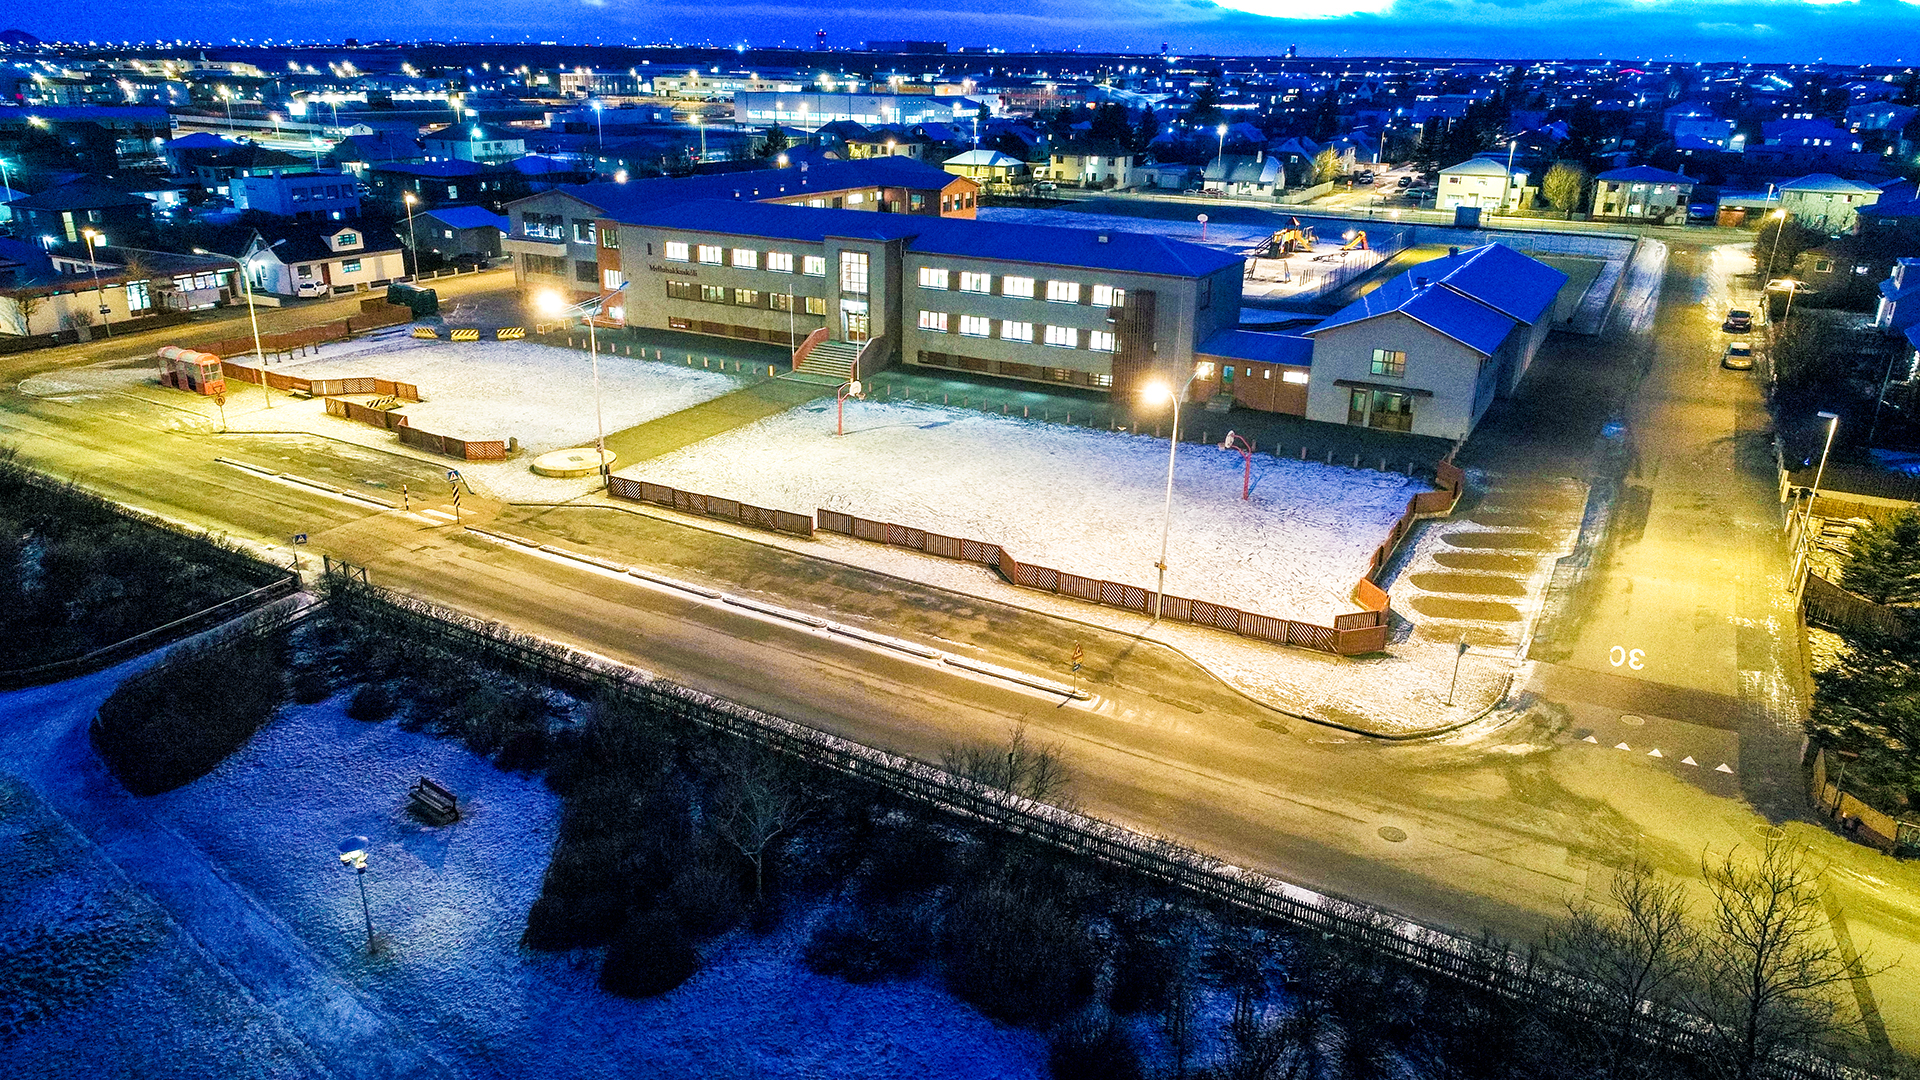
214 458 399 511
1582 735 1599 743
1682 756 1699 766
1647 748 1663 757
419 508 455 523
1715 763 1734 773
1615 742 1632 750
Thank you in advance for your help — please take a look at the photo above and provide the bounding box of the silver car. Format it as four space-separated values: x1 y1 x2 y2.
1722 341 1754 370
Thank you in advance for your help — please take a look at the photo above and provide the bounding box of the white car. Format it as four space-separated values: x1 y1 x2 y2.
1722 341 1754 370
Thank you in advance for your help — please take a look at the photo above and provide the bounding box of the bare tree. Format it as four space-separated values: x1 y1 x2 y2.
0 287 47 336
1554 861 1699 1076
940 723 1073 805
1542 161 1588 219
1690 837 1869 1080
707 742 819 903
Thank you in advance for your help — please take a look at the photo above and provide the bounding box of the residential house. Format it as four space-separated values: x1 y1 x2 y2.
234 221 407 299
1747 120 1876 173
8 177 154 247
365 160 520 214
1779 173 1885 233
329 130 425 177
1591 166 1694 224
1202 153 1284 198
421 122 528 165
1874 258 1920 380
1301 244 1569 440
1436 158 1532 212
941 149 1029 189
229 169 362 221
1856 181 1920 242
1135 162 1199 191
1039 141 1135 189
413 205 508 261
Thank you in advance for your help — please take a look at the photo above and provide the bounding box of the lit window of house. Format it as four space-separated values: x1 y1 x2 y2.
1046 280 1081 303
803 255 827 276
731 248 758 268
1002 276 1035 298
1044 325 1080 348
1001 320 1033 342
664 241 690 261
1370 349 1406 378
918 267 950 289
1091 284 1125 307
766 252 794 273
918 310 949 332
959 315 992 337
1088 330 1116 352
960 271 993 293
697 245 723 264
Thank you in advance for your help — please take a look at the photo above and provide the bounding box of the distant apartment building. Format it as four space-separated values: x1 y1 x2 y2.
229 169 362 221
735 91 970 129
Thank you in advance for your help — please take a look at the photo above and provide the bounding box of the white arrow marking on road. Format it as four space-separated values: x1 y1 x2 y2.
1647 748 1663 758
1615 742 1632 751
1715 763 1734 774
1583 735 1599 743
1682 756 1699 766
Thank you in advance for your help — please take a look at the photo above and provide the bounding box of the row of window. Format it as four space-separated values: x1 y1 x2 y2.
915 267 1125 306
916 310 1115 351
666 279 828 315
917 351 1114 388
664 241 830 278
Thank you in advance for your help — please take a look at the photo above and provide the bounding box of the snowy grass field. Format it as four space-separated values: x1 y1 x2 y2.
280 338 751 453
629 400 1429 625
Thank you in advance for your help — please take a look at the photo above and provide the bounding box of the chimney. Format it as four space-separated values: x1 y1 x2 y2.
1449 246 1459 256
1416 276 1430 288
1256 149 1264 163
1097 234 1109 243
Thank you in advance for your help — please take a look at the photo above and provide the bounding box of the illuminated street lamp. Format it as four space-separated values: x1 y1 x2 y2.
1141 363 1208 619
1215 122 1227 171
1793 410 1840 599
0 156 16 214
335 835 376 951
194 244 277 408
401 191 419 275
79 228 113 338
536 282 627 487
836 379 863 437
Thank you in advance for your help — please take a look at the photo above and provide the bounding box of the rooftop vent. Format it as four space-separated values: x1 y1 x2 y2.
1415 276 1430 288
1097 234 1109 243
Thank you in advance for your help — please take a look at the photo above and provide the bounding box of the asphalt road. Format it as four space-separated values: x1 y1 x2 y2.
5 262 1919 1057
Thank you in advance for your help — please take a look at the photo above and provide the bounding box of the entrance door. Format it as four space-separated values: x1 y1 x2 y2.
841 301 870 344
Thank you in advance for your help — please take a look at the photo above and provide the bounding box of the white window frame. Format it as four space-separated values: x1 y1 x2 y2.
1002 276 1035 299
918 266 951 290
1001 320 1034 342
664 241 690 261
731 247 758 268
602 269 626 290
959 315 992 337
697 244 723 265
803 255 827 276
959 271 993 293
766 251 794 273
1044 325 1080 349
1088 330 1116 353
1046 280 1082 304
918 310 949 332
1092 284 1125 307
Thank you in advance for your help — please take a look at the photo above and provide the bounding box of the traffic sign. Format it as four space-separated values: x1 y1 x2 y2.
1071 642 1083 672
293 533 308 545
446 469 461 483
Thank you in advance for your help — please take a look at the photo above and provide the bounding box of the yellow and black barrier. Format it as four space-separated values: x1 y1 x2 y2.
495 327 525 340
411 327 440 339
450 328 481 342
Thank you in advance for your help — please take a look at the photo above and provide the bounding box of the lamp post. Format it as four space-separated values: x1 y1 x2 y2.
1221 430 1254 500
401 191 419 275
335 836 376 952
591 99 603 154
1793 410 1840 599
836 379 863 436
536 282 627 488
1764 208 1788 281
1216 122 1227 173
79 228 113 338
194 245 274 409
695 114 707 162
1776 277 1801 323
1502 138 1518 213
1142 364 1206 620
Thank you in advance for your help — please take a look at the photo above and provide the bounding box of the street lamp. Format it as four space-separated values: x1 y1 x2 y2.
1502 138 1518 214
835 379 863 436
1221 430 1254 500
194 244 276 409
591 99 603 154
1141 363 1207 620
1764 208 1788 281
79 228 113 338
1793 410 1840 597
1772 277 1802 323
335 835 376 952
536 282 627 487
402 191 419 275
1216 122 1228 171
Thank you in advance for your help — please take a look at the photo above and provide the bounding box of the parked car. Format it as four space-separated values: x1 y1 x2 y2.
1396 175 1413 189
1033 181 1058 193
1722 309 1753 333
1354 170 1375 184
1722 341 1754 370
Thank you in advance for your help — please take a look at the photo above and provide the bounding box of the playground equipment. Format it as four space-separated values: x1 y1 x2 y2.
156 346 226 395
1341 231 1368 252
1272 217 1317 255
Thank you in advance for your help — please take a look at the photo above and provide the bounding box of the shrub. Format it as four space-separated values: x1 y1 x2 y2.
91 633 288 796
599 908 699 998
291 667 332 705
665 835 747 940
941 881 1095 1025
804 900 926 982
1048 1010 1143 1080
346 682 399 722
521 890 628 951
1110 936 1177 1015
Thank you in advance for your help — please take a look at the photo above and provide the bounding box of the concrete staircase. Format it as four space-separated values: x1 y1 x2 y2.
797 339 861 382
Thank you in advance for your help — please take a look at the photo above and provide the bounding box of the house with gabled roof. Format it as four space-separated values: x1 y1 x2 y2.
213 220 407 299
1300 244 1568 440
1779 173 1885 233
1592 165 1694 224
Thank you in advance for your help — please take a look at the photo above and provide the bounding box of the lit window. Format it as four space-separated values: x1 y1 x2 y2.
770 293 793 312
697 245 723 264
1088 330 1115 352
848 192 865 204
664 241 690 261
767 252 794 273
341 259 362 273
1001 276 1035 298
733 288 760 306
803 255 826 276
731 248 758 268
918 267 950 290
959 271 993 293
1282 370 1310 384
840 252 869 295
1089 373 1113 388
1044 325 1080 348
602 269 625 290
1046 280 1081 303
918 310 949 332
1001 320 1033 342
1370 349 1406 378
805 296 827 315
960 315 992 337
1091 284 1125 307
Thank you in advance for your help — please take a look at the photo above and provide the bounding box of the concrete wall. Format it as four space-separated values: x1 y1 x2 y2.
1303 312 1495 441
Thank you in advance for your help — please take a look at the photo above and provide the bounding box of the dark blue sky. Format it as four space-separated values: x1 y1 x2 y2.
26 0 1920 62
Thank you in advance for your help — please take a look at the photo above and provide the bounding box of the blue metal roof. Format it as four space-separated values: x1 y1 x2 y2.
623 199 1245 280
1198 329 1314 367
422 206 509 232
1414 243 1570 325
1306 269 1518 357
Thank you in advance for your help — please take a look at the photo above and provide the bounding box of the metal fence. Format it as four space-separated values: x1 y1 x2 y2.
609 477 814 538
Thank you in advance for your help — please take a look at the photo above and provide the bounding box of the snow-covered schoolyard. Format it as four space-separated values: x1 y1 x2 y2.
280 337 752 453
629 400 1429 625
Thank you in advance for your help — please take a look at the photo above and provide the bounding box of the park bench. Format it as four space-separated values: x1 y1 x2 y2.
408 776 460 824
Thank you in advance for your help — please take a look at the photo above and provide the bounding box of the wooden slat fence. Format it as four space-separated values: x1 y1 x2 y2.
1810 749 1908 855
1802 572 1913 640
1349 455 1466 622
223 361 421 403
324 397 410 430
816 509 1387 657
396 425 506 462
608 477 814 538
198 307 410 365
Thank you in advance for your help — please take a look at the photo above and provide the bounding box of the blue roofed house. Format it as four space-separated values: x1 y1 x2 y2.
1591 166 1694 224
1876 258 1920 378
1779 174 1885 233
414 205 509 261
1300 244 1569 440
